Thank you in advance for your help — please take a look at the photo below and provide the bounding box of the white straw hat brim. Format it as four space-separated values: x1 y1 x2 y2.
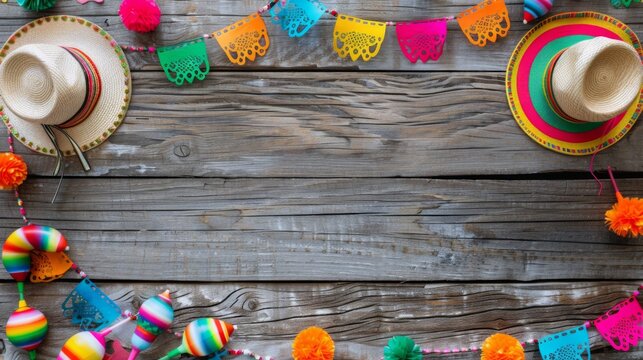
0 16 131 156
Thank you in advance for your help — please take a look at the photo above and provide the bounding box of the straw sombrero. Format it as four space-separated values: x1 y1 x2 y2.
506 12 642 155
0 15 131 158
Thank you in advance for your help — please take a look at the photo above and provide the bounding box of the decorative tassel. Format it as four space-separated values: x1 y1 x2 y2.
0 152 27 190
119 0 161 33
481 333 525 360
292 327 335 360
383 336 423 360
605 166 642 237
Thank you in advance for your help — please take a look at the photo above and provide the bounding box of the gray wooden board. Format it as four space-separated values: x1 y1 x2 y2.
0 178 640 282
10 71 643 177
0 1 640 71
0 282 642 359
1 0 643 359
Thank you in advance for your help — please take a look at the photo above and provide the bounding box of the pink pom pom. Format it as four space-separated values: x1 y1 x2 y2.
119 0 161 33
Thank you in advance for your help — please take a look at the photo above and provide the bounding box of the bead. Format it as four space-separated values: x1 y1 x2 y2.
148 47 156 52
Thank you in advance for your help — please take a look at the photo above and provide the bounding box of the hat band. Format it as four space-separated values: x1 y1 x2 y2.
58 47 102 129
543 49 585 124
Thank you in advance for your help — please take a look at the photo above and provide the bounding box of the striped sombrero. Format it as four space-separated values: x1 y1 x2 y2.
506 12 642 155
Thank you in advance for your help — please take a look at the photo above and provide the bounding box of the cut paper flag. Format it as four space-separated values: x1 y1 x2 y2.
457 0 510 47
611 0 641 8
270 0 327 38
538 325 591 360
396 19 448 63
594 295 643 351
333 15 386 62
30 249 72 283
158 37 210 86
523 0 553 24
62 278 122 331
214 13 270 65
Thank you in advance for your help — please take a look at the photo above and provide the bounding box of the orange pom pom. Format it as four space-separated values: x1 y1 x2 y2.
292 326 335 360
481 333 524 360
605 192 643 237
0 153 27 190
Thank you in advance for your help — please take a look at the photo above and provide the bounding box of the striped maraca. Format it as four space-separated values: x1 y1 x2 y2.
128 290 174 360
6 299 48 360
57 331 107 360
2 225 69 282
159 318 236 359
58 316 135 360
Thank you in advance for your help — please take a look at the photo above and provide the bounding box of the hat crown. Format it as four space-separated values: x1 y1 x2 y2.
0 43 86 125
551 37 642 123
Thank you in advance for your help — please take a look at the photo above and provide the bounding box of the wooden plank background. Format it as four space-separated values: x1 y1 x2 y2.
0 0 641 359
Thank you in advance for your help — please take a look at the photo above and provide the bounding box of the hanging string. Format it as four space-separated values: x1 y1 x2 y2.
121 0 457 52
5 129 30 225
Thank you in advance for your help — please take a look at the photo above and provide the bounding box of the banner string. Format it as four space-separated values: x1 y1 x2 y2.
120 0 458 53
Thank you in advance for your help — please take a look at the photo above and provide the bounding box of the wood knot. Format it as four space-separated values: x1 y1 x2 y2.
246 298 259 311
173 144 191 158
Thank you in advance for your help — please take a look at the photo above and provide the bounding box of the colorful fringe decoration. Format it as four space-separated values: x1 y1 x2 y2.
396 19 448 63
333 15 386 62
594 294 643 352
605 167 643 237
481 333 525 360
538 325 590 360
292 327 335 360
523 0 553 24
213 13 270 65
158 38 210 86
456 0 511 47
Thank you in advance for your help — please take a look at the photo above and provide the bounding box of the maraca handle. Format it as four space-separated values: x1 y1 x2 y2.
159 347 182 360
127 348 140 360
29 350 37 360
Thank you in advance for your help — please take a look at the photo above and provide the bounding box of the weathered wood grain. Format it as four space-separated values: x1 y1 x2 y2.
0 1 640 71
1 282 641 359
12 72 642 177
0 178 640 282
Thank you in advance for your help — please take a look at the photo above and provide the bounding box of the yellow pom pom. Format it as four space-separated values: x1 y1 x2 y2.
481 333 524 360
292 326 335 360
0 153 27 190
605 192 643 237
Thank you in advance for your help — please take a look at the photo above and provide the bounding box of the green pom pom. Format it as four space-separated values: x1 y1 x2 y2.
384 336 423 360
17 0 58 11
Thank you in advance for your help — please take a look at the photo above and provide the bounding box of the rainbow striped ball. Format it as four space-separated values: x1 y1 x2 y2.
182 318 235 356
57 331 106 360
6 305 48 351
131 290 174 352
2 225 68 282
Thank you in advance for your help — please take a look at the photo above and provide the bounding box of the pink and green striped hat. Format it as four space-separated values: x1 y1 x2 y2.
506 12 642 155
